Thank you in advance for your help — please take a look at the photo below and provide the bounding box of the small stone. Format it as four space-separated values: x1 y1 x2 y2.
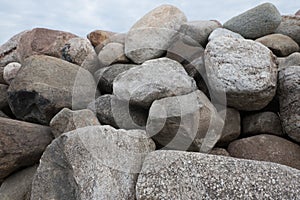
0 84 8 109
98 43 128 67
278 52 300 71
209 148 230 157
208 28 244 41
87 30 115 47
3 62 21 84
275 15 300 45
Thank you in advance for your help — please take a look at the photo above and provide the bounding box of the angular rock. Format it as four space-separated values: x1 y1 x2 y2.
0 117 53 180
242 112 283 137
209 148 230 157
3 62 21 84
87 30 115 47
146 90 224 152
88 94 147 130
217 108 240 147
31 125 155 200
0 84 8 109
223 3 281 39
208 28 244 42
278 52 300 70
98 42 128 67
275 15 300 45
136 150 300 199
179 20 221 46
0 165 37 200
50 108 100 138
7 55 98 125
94 63 138 94
256 34 299 57
228 134 300 170
125 5 187 64
205 36 278 111
278 66 300 142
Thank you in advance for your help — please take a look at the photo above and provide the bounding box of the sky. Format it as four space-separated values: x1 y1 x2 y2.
0 0 299 45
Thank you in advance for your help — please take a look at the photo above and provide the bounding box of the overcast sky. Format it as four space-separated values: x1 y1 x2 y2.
0 0 299 45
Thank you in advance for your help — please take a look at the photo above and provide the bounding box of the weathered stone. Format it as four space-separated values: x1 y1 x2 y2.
114 57 197 108
88 94 147 130
0 117 53 180
256 34 299 57
205 36 277 111
208 28 244 42
0 84 8 109
278 52 300 71
94 63 138 94
217 108 240 147
179 20 221 46
98 42 128 67
31 125 155 200
95 33 126 54
275 15 300 45
209 148 230 157
223 3 281 39
0 68 5 84
0 165 37 200
242 112 283 137
87 30 115 47
3 62 21 84
279 66 300 142
7 55 98 125
50 108 100 138
136 150 300 199
228 134 300 170
125 5 187 64
146 90 224 152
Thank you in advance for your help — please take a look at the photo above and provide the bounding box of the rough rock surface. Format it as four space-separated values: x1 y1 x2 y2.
125 5 187 64
0 84 8 109
113 57 197 108
242 112 283 137
95 33 126 54
209 148 230 156
31 125 155 200
7 55 98 125
205 36 277 111
278 52 300 70
0 68 5 84
50 108 100 138
208 28 244 42
278 66 300 142
87 30 115 47
3 62 21 84
98 42 128 67
136 150 300 199
0 117 53 180
146 90 224 152
0 165 37 200
275 15 300 45
228 134 300 170
256 34 299 57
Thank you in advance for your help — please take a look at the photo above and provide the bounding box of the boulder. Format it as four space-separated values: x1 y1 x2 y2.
125 5 187 64
208 28 244 42
95 33 126 54
88 94 147 130
0 84 8 109
275 15 300 45
136 150 300 199
256 34 299 57
3 62 21 84
146 90 224 152
0 165 37 200
228 134 300 170
113 57 197 108
31 125 155 200
223 3 281 39
242 112 283 137
278 52 300 70
205 36 277 111
98 43 129 67
0 117 53 180
7 55 98 125
87 30 115 47
296 10 300 15
278 66 300 142
50 108 100 138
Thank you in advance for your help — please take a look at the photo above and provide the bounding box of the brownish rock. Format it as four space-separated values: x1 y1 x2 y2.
228 134 300 170
209 148 230 157
296 10 300 15
0 84 8 109
275 15 300 45
87 30 115 47
0 68 6 84
0 117 53 180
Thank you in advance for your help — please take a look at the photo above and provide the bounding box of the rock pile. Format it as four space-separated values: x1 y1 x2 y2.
0 3 299 199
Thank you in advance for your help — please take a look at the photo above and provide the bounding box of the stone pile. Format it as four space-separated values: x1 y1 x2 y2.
0 3 299 199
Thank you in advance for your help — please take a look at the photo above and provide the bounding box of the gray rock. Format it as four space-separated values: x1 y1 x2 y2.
113 57 197 108
256 34 299 57
87 30 115 47
0 111 9 118
223 3 281 39
31 125 155 200
146 90 224 152
0 84 8 109
95 33 126 55
179 20 221 46
278 52 300 71
94 63 138 94
3 62 21 84
125 5 187 64
88 94 147 130
242 112 283 137
0 117 53 180
209 148 230 157
278 66 300 142
208 28 244 42
228 134 300 170
296 10 300 15
7 55 98 125
98 42 129 67
50 108 100 138
275 15 300 45
0 67 5 84
136 150 300 199
0 165 37 200
205 36 278 111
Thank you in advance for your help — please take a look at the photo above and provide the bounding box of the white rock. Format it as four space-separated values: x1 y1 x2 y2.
3 62 21 84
